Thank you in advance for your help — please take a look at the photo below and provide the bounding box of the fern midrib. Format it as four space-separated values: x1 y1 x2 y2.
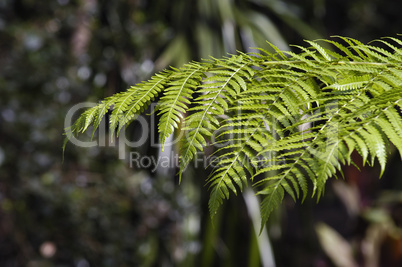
262 60 399 67
91 98 115 138
111 90 138 127
263 60 368 65
210 60 397 71
181 63 248 169
161 68 200 148
82 106 100 132
115 77 168 135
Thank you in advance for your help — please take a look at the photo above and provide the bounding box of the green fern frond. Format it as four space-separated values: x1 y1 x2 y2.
157 63 208 150
64 36 402 230
110 72 170 139
179 55 257 179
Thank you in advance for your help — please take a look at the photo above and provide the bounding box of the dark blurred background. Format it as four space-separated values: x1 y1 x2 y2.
1 0 402 266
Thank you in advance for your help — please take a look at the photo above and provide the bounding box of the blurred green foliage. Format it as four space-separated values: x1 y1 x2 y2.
1 0 402 266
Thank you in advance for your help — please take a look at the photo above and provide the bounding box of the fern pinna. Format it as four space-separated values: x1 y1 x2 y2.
65 36 402 229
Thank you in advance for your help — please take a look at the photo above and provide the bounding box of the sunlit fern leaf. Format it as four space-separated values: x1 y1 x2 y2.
326 75 372 91
110 72 170 140
258 181 285 232
305 40 333 61
63 97 114 147
206 112 272 216
90 98 115 139
157 63 208 150
64 36 402 230
178 55 256 180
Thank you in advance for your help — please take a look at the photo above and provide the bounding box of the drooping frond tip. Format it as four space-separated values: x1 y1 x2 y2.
64 36 402 230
